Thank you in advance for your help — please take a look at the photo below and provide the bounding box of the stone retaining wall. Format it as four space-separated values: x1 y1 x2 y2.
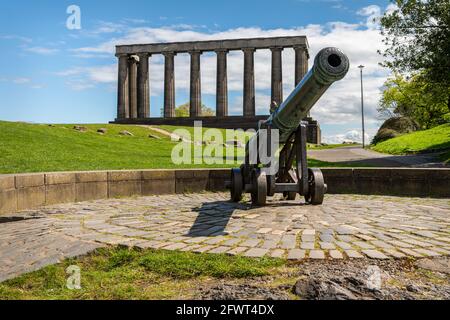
0 168 448 214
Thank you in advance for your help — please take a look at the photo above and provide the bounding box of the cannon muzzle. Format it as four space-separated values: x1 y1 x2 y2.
267 47 349 143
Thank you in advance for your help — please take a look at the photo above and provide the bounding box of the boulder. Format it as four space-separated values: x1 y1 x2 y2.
73 126 88 132
119 130 134 136
372 117 418 144
148 134 161 139
97 128 107 134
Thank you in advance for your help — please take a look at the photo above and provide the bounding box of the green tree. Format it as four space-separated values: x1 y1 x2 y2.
174 102 215 117
379 73 449 129
379 0 450 111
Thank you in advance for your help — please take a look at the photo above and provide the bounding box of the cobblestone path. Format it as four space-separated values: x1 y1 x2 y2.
1 193 449 282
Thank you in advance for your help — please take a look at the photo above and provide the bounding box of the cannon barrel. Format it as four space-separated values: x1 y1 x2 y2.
265 47 349 143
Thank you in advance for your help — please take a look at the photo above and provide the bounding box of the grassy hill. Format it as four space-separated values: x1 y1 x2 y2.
372 123 450 162
0 121 348 174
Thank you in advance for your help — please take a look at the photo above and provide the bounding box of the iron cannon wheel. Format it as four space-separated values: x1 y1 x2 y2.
251 169 267 206
305 168 325 205
230 168 243 202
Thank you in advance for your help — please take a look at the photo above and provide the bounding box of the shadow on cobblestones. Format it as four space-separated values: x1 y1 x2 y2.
188 201 239 237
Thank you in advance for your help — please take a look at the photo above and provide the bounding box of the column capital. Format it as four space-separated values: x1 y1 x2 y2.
115 53 129 58
215 48 229 54
189 50 202 55
270 46 284 52
163 51 177 57
293 45 310 58
243 47 256 53
137 52 151 58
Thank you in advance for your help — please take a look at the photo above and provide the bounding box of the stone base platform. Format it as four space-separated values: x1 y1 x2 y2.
111 115 270 130
111 116 322 144
1 193 449 282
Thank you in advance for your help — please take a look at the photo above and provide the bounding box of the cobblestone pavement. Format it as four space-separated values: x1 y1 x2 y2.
1 193 449 282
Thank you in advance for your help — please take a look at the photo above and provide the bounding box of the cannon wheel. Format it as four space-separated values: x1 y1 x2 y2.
251 169 267 206
283 192 297 200
230 168 243 202
305 168 325 205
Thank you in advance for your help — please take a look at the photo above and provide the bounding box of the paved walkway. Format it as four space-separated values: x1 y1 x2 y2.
1 193 449 282
308 146 446 167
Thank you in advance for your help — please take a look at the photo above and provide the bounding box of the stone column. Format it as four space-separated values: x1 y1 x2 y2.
243 48 256 117
128 56 138 119
189 51 202 117
294 46 309 86
216 49 228 117
137 53 150 118
271 47 283 113
164 52 176 118
117 54 129 119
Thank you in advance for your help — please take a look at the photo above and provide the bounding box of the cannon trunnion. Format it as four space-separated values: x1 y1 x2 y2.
230 47 350 206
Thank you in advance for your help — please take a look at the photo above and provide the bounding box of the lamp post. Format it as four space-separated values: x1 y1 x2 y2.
358 65 366 149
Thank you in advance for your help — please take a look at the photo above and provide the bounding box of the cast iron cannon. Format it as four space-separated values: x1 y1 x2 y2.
230 47 349 206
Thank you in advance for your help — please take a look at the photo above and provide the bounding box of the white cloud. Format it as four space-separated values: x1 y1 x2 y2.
13 77 31 84
323 129 375 144
25 46 60 55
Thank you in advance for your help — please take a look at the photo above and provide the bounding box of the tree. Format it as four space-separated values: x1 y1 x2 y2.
174 103 215 117
379 0 450 111
160 103 215 117
379 73 449 129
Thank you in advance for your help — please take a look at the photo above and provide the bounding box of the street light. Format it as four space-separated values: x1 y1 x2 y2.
358 65 366 149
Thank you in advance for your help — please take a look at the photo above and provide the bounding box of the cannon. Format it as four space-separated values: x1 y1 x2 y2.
230 47 349 206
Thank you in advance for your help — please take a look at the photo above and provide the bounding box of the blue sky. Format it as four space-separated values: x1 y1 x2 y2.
0 0 393 143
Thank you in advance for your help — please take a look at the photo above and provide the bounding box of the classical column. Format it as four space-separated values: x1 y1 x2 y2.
294 46 309 86
117 54 129 119
295 46 310 117
164 52 176 118
189 51 202 117
128 56 138 119
137 53 150 118
216 49 228 117
271 47 283 113
243 48 255 117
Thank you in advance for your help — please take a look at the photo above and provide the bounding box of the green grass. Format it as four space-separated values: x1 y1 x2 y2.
308 143 361 150
0 247 285 300
0 121 359 174
371 124 450 161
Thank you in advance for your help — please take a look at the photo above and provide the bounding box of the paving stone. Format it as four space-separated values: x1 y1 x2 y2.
208 246 231 254
335 241 353 250
240 239 261 247
353 241 375 249
162 243 188 251
382 248 406 258
345 250 364 258
397 248 424 258
287 249 305 260
309 250 325 259
362 250 389 259
227 247 248 256
413 248 441 257
300 242 315 250
319 242 335 249
329 250 343 259
243 248 269 258
270 249 286 258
